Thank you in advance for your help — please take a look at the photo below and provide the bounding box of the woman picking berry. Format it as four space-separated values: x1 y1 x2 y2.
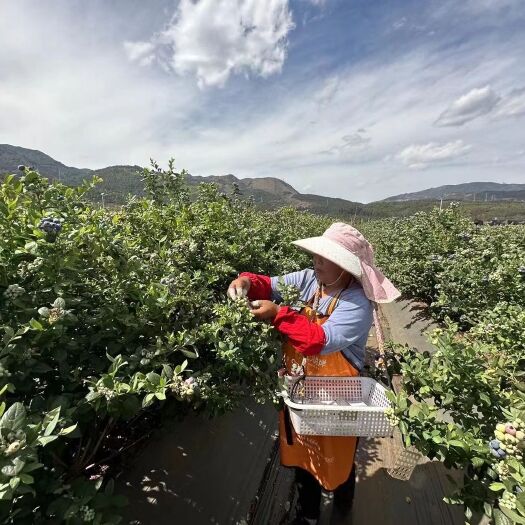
227 222 401 524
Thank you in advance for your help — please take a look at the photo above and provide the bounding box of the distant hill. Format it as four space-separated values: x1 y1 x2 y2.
1 144 524 222
0 144 365 216
0 143 91 185
383 182 525 202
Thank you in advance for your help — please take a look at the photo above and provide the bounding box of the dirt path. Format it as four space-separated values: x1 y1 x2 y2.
349 310 463 525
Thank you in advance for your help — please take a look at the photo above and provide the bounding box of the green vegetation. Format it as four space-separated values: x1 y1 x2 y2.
0 164 328 523
2 144 524 222
363 207 525 524
1 161 524 523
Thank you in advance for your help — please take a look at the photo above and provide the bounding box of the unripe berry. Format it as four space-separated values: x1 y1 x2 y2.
505 424 517 436
6 441 21 455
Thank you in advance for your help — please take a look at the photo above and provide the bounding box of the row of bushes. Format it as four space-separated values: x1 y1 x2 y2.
0 165 329 523
362 207 525 524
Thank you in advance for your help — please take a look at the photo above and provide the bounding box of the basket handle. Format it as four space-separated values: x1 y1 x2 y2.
373 304 392 390
373 303 385 358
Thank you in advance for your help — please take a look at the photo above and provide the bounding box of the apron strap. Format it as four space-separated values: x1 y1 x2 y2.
326 288 344 316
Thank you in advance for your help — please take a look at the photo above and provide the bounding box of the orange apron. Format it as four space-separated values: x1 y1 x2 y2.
279 290 359 491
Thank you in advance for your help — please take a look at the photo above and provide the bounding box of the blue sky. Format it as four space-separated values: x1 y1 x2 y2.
0 0 524 202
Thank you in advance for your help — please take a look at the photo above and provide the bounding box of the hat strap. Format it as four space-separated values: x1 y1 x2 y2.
324 270 346 287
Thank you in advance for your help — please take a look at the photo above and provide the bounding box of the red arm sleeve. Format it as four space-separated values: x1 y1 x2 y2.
239 272 272 300
272 306 326 356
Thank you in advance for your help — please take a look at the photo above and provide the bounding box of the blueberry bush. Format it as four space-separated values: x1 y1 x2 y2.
363 206 525 524
0 165 329 523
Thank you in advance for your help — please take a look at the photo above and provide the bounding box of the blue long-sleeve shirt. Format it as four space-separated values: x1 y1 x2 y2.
270 269 374 371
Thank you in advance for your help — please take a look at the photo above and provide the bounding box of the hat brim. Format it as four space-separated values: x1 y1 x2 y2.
292 237 362 279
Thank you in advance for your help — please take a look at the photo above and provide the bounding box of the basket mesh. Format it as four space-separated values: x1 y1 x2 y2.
286 376 392 437
386 446 422 480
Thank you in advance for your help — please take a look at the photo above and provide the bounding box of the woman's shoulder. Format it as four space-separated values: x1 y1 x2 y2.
271 268 316 293
283 268 316 286
339 281 373 309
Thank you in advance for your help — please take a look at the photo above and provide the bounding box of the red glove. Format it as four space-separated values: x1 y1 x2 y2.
272 306 326 356
239 273 326 355
239 272 272 300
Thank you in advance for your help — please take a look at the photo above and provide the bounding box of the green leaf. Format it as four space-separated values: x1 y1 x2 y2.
18 474 34 484
0 402 26 433
29 319 43 331
397 396 408 411
58 424 77 436
142 393 155 408
479 392 490 405
500 506 525 525
104 479 114 496
146 372 161 385
494 508 513 525
38 307 50 318
443 393 454 405
489 482 506 492
37 435 58 446
408 404 420 418
53 298 66 309
2 457 25 477
31 362 53 374
24 241 38 254
43 407 61 436
472 457 485 468
9 477 20 490
22 462 43 473
161 364 173 380
180 348 198 359
112 494 128 507
448 440 468 450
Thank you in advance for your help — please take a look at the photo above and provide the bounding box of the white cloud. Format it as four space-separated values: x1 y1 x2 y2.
397 140 472 169
392 17 407 30
494 87 525 118
123 41 156 67
323 130 371 159
0 2 200 169
126 0 295 88
314 76 340 107
463 0 522 13
435 85 525 126
1 1 525 204
435 86 500 126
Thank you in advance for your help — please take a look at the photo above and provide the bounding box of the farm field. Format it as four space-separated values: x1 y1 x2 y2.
0 165 524 524
116 305 463 525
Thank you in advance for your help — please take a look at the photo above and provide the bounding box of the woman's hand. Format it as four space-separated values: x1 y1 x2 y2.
227 276 251 300
249 300 281 321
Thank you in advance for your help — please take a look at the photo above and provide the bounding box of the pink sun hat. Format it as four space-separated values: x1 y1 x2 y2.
292 222 401 303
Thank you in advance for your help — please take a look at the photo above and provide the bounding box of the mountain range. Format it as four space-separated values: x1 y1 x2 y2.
1 144 524 220
382 182 525 202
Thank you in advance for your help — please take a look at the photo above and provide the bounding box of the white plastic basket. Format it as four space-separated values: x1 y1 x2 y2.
282 376 393 437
